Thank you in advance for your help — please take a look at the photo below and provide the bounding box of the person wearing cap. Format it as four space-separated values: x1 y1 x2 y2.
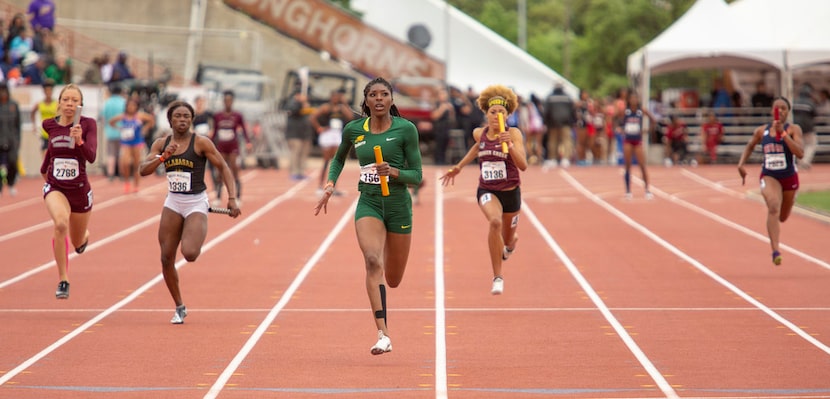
439 84 528 295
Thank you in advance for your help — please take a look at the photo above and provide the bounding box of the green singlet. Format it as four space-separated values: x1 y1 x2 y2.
327 116 423 234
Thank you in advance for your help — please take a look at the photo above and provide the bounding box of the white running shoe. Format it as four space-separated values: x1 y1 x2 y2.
502 246 514 261
624 192 633 200
645 191 654 200
171 305 187 324
370 330 392 355
491 277 504 295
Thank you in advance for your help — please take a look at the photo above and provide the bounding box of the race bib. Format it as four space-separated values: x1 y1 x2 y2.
53 158 79 180
359 164 381 185
624 122 640 135
217 128 235 141
764 153 787 171
593 115 604 127
120 127 135 141
481 161 507 181
167 171 192 192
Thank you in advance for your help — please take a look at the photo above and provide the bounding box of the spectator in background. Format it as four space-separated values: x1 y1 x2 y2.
518 93 545 165
750 81 774 108
699 111 724 165
110 51 134 82
9 29 33 65
31 79 56 157
542 82 575 169
4 13 26 56
283 90 312 181
44 54 71 84
27 0 55 32
81 55 103 84
430 87 454 166
817 89 830 115
22 51 46 85
792 84 817 170
710 78 732 109
663 114 688 166
0 83 21 197
99 53 113 83
101 84 126 180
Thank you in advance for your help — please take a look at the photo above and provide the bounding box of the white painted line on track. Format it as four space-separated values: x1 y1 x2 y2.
681 168 830 224
561 170 830 357
0 215 160 289
638 172 830 271
434 171 448 399
0 176 306 387
202 197 356 399
522 200 679 399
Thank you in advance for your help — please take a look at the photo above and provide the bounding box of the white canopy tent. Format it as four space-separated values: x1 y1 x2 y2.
352 0 579 99
627 0 830 104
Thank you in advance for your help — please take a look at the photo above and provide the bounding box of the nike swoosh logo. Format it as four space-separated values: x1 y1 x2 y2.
400 225 411 229
386 137 396 141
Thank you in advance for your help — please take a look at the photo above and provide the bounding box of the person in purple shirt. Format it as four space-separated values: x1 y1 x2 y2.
211 90 251 205
27 0 55 32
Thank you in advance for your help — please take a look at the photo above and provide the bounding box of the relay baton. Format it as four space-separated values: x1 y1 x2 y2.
208 207 232 215
373 145 390 196
72 106 84 146
774 107 781 141
497 113 508 153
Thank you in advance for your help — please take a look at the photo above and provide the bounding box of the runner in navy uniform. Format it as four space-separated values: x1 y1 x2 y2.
737 97 804 265
617 91 657 199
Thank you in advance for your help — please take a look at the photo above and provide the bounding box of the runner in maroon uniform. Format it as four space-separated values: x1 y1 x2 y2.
440 85 528 295
40 84 97 299
211 90 251 205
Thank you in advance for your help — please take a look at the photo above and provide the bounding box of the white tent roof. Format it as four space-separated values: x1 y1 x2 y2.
352 0 579 99
627 0 781 77
628 0 830 100
728 0 830 69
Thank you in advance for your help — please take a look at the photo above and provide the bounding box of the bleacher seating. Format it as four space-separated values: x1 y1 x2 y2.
663 107 830 163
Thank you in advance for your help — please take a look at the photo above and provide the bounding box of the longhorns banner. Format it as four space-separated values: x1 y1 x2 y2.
224 0 446 80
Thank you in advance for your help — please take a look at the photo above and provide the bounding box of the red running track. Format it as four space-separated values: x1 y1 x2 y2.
0 162 829 399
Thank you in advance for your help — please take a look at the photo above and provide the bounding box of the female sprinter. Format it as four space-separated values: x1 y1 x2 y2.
139 101 241 324
618 91 656 199
439 85 528 295
737 97 803 265
40 84 96 299
109 98 155 193
314 77 423 355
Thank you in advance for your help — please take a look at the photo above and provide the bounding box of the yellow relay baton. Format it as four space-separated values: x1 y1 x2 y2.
498 113 508 153
373 145 390 196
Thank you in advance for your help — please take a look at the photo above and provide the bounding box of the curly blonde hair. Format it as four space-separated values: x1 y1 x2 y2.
477 85 518 114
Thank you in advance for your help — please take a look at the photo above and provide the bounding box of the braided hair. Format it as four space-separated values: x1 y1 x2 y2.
360 77 401 117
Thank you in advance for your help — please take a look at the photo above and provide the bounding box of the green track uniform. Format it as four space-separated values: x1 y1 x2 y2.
328 116 423 234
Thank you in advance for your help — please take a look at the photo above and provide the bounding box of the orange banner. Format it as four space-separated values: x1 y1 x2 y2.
224 0 446 80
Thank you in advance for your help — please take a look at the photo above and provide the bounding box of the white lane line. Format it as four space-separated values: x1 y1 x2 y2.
0 179 168 243
434 172 448 399
0 178 306 387
681 168 830 224
202 198 357 399
0 216 160 289
639 172 830 271
522 201 679 399
3 306 830 313
561 170 830 356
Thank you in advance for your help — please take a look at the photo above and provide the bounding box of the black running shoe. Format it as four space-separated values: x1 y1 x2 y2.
75 239 88 254
55 281 70 299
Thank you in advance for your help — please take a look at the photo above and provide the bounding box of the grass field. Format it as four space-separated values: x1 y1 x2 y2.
797 190 830 213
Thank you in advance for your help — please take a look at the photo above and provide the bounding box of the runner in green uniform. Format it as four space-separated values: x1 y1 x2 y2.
314 77 422 355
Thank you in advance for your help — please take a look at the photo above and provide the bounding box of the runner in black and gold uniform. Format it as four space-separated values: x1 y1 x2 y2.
314 77 422 355
140 101 240 325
